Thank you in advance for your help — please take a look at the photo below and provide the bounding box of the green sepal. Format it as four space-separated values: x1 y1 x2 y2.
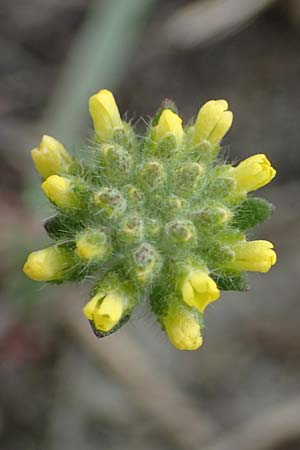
72 178 91 206
212 270 248 291
88 312 131 338
49 262 93 284
233 197 273 230
156 135 178 157
150 289 169 317
191 141 220 163
43 214 84 240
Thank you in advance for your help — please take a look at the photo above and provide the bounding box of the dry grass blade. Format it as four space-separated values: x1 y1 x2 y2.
163 0 276 49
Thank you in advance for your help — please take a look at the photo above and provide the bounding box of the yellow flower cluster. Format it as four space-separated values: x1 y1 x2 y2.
23 89 277 351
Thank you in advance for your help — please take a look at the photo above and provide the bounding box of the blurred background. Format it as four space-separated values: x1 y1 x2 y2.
0 1 300 449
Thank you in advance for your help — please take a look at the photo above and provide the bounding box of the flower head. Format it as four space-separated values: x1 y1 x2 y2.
42 175 79 209
31 135 73 179
226 240 277 272
163 302 203 350
193 99 233 145
230 154 276 193
24 89 277 351
154 109 183 144
89 89 123 139
181 269 220 313
23 245 73 281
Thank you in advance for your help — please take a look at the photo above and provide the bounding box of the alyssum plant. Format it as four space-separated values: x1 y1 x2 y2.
23 90 276 350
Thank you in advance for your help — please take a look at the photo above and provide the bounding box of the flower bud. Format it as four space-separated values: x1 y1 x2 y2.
154 109 183 145
23 245 74 281
227 240 277 272
31 135 73 179
75 228 111 262
233 197 273 231
209 176 237 197
192 205 232 227
89 89 123 140
180 268 220 313
83 290 127 333
193 99 233 145
131 242 161 285
165 220 196 243
124 185 144 207
42 175 79 209
43 214 82 240
163 301 203 350
139 160 166 189
94 187 126 218
98 144 131 178
230 154 276 193
177 162 204 189
119 215 144 243
166 196 187 213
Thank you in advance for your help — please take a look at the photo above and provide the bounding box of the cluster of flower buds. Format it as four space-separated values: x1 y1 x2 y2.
23 89 276 350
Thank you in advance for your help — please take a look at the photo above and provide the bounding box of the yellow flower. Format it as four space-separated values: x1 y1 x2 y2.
31 135 73 179
193 99 233 145
42 175 79 209
83 290 127 332
163 302 203 350
23 245 72 281
181 269 220 313
226 240 277 272
76 229 110 262
89 89 123 139
154 109 183 144
230 154 276 193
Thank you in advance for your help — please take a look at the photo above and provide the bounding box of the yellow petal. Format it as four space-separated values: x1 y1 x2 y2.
181 279 195 304
163 302 203 350
208 110 233 145
89 89 123 139
154 109 183 144
23 246 72 281
31 135 72 179
193 99 232 145
42 175 79 209
231 154 276 193
93 293 124 332
181 270 220 313
83 291 126 332
226 240 277 272
83 292 104 320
